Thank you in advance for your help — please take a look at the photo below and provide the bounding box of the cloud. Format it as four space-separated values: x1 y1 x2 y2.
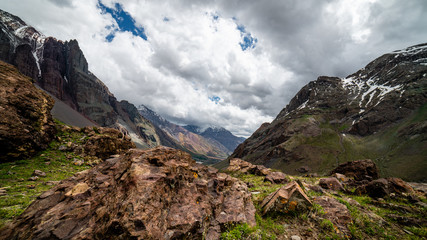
0 0 426 137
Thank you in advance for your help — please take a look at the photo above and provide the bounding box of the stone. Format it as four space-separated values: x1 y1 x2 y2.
0 61 56 162
0 147 256 240
28 176 39 181
332 173 349 182
291 235 301 240
356 177 415 198
330 159 379 181
319 177 344 191
314 196 352 236
72 158 84 166
226 158 272 176
264 171 288 184
260 181 312 215
32 170 46 177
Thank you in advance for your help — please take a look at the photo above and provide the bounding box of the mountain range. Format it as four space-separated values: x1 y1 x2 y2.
223 43 427 182
0 9 242 163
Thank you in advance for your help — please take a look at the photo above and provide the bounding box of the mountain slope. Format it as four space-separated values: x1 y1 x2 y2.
230 43 427 181
138 105 230 162
199 127 246 152
0 9 161 148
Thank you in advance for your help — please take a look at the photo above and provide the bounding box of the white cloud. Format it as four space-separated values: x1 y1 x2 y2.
1 0 426 137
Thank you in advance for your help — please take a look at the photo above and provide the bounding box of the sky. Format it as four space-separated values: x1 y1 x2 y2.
1 0 426 137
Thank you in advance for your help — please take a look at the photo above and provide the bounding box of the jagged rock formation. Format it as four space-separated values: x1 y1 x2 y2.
0 60 55 162
0 9 160 149
231 43 427 181
0 147 256 240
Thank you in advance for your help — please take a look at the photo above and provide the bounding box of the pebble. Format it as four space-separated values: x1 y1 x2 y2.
33 170 46 177
28 176 39 181
291 235 301 240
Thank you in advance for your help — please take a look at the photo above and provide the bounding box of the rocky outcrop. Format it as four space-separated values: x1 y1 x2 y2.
230 43 427 181
313 196 352 236
0 147 256 240
330 159 379 181
0 60 55 162
226 158 272 176
356 177 415 199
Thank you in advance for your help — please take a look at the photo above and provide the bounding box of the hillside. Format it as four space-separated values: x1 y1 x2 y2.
230 43 427 182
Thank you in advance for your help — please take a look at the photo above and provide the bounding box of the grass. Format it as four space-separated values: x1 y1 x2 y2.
0 121 92 228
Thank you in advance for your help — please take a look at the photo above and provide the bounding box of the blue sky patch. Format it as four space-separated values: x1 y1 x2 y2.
98 0 147 41
163 17 170 22
236 24 257 51
209 96 221 104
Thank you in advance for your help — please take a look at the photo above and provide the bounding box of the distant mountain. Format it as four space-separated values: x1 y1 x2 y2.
0 9 162 149
199 127 245 152
228 43 427 182
138 105 230 163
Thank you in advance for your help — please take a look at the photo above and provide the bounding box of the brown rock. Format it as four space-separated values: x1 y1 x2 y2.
227 158 272 176
32 170 46 177
330 159 379 181
356 177 415 198
0 61 56 162
319 177 344 191
264 171 288 184
332 173 349 182
260 181 312 215
81 127 135 159
0 147 256 240
314 196 352 236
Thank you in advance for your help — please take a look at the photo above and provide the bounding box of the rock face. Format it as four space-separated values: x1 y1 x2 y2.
330 159 379 181
230 43 427 181
314 196 352 235
0 60 55 162
0 9 162 149
0 147 256 240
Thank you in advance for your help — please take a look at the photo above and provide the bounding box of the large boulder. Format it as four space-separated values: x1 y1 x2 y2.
261 181 312 215
0 60 56 162
330 159 379 181
0 147 256 240
356 177 415 198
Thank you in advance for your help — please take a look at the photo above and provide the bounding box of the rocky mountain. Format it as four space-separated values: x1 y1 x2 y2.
199 127 246 152
230 43 427 182
0 9 160 149
184 125 246 152
138 105 230 162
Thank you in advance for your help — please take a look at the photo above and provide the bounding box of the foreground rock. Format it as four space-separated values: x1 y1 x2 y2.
261 181 312 215
0 61 56 162
330 159 379 181
0 147 256 240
